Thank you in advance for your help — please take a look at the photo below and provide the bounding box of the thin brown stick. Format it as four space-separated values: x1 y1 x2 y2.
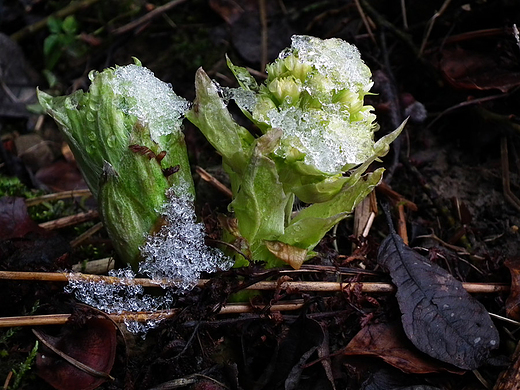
355 0 376 44
25 189 92 207
397 204 409 245
2 370 13 390
195 166 233 198
70 222 104 247
39 210 99 230
0 302 305 328
0 271 509 294
376 182 418 211
419 0 452 55
111 0 189 35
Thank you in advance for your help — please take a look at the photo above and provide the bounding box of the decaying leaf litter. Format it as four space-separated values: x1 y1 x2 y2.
1 1 520 389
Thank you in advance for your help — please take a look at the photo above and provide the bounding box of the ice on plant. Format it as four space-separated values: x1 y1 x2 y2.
249 35 378 175
111 64 190 143
290 35 373 95
139 188 232 291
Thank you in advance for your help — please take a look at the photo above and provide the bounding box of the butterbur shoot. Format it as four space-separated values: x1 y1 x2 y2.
39 35 403 300
188 35 405 268
37 61 230 288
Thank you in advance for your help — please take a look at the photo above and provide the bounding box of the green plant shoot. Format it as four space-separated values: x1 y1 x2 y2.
38 60 194 270
187 35 405 268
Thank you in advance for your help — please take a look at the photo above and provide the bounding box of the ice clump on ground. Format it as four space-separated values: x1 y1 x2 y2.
111 64 190 143
66 188 231 334
65 267 176 333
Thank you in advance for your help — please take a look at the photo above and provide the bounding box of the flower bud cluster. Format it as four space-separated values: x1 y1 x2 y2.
248 36 378 175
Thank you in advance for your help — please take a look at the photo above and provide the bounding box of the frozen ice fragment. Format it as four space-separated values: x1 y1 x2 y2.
64 190 232 334
65 268 178 334
290 35 372 95
111 64 190 143
139 188 232 291
267 106 375 174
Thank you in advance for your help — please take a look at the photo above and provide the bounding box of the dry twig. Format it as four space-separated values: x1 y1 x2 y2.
39 210 99 230
0 270 508 294
25 189 92 207
111 0 189 35
195 166 233 198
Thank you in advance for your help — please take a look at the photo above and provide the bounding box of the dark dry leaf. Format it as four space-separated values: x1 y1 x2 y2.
35 317 117 390
440 46 520 92
504 258 520 321
0 196 44 240
343 321 462 374
360 368 441 390
271 316 327 389
35 160 87 192
377 232 499 370
243 315 330 390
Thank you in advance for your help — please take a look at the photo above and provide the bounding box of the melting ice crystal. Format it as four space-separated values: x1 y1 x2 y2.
252 35 377 175
111 64 190 143
139 188 232 290
66 191 231 333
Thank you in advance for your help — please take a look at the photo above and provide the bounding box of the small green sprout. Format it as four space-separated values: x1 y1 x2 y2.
10 341 38 390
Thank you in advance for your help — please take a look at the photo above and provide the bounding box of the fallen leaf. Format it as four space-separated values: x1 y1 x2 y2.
505 259 520 321
343 321 462 374
35 317 117 390
0 196 44 240
440 46 520 92
35 160 87 192
361 368 443 390
377 231 499 370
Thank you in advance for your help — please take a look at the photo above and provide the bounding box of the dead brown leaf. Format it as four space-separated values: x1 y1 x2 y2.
505 258 520 321
35 317 117 390
440 46 520 93
343 322 463 374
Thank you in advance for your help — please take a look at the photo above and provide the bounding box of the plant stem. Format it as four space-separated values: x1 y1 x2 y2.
0 302 306 327
38 210 99 230
0 270 509 293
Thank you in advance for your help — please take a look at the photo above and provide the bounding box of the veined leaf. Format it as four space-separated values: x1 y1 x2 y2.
378 231 499 369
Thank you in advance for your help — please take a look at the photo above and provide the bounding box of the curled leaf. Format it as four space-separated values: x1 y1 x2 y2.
35 317 117 390
377 231 499 370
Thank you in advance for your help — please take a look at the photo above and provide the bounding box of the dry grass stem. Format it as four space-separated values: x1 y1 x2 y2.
39 210 99 230
195 166 233 198
70 221 104 247
0 271 508 294
25 189 92 207
0 302 306 328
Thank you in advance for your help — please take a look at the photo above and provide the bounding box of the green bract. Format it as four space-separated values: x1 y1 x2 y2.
188 35 405 268
38 61 194 269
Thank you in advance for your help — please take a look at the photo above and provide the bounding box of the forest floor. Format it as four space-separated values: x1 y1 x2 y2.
1 0 520 389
